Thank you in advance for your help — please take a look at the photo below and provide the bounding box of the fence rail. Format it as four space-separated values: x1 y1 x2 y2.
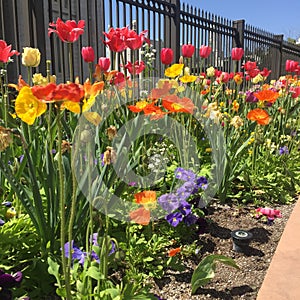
1 0 300 83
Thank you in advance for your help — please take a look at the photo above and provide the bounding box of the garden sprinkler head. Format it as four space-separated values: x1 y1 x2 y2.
231 229 253 253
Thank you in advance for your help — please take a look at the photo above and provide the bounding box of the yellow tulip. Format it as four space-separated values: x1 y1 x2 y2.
22 47 41 67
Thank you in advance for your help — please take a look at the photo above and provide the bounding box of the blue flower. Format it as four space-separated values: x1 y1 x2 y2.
165 212 183 227
174 167 196 182
183 213 198 226
158 193 180 213
196 176 208 190
178 200 191 216
175 181 197 201
63 241 86 265
278 146 289 155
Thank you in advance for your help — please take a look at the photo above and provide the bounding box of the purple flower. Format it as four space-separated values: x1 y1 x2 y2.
178 200 191 216
51 149 56 154
165 212 183 227
0 219 5 226
278 146 289 155
2 201 12 207
63 241 86 265
245 91 258 103
174 167 196 182
175 181 197 201
19 154 24 163
90 251 100 263
196 176 208 190
91 233 116 256
0 269 23 287
183 213 198 226
158 193 180 213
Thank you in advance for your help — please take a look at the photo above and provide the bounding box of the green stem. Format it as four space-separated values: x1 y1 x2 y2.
57 108 72 300
0 64 8 126
68 43 74 82
27 66 32 86
88 62 93 83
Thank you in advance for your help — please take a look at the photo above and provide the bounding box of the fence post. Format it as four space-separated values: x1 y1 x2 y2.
1 0 18 82
33 0 47 77
273 34 284 79
232 19 245 48
165 0 181 63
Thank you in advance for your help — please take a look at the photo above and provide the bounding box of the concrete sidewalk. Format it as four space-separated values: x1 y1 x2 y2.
257 197 300 300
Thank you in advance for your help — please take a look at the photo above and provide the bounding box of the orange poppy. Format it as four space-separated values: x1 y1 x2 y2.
129 207 151 225
143 103 167 120
168 247 181 257
162 94 195 113
247 108 270 125
128 100 151 112
253 89 279 104
149 81 173 100
134 190 157 209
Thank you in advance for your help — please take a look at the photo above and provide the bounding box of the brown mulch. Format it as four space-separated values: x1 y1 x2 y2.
150 200 296 300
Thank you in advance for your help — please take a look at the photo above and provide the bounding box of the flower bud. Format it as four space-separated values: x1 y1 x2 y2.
22 47 41 67
81 46 95 63
206 66 215 77
98 57 110 72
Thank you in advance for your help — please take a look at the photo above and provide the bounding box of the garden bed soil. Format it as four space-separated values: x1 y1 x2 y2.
150 200 296 300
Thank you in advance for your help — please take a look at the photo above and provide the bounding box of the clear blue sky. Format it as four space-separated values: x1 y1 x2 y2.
186 0 300 40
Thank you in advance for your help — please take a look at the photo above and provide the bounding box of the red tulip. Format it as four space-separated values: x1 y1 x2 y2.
231 47 244 61
199 45 212 58
125 29 149 50
285 59 299 72
243 61 257 71
98 57 110 72
260 67 271 78
48 18 85 43
0 40 19 63
125 61 145 75
111 72 126 85
181 44 195 58
103 27 128 52
81 46 95 63
160 48 173 65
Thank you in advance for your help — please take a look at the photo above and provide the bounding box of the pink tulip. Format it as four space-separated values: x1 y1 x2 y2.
0 40 19 63
98 57 110 72
199 45 212 58
285 59 299 73
161 48 173 65
181 44 195 58
81 46 95 63
231 47 244 61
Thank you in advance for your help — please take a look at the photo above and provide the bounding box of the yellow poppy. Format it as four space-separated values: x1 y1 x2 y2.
15 86 47 125
179 75 197 83
164 64 184 78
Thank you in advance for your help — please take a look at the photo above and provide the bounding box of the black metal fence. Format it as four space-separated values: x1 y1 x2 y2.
1 0 300 83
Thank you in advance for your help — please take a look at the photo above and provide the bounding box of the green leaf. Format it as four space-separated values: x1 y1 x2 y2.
191 254 239 294
85 266 105 280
